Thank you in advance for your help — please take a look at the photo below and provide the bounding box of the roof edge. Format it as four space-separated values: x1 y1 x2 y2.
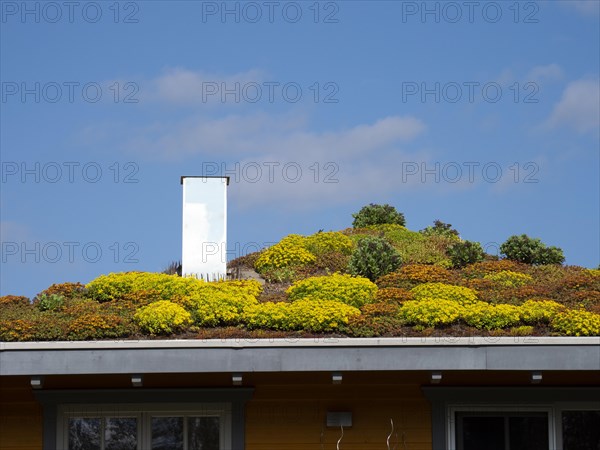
2 336 599 351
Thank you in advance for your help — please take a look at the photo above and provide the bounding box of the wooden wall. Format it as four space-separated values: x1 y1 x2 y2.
245 378 432 450
0 376 42 450
1 370 597 450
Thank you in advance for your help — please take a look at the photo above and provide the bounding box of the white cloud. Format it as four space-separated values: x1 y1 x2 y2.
0 221 32 242
560 0 600 16
147 67 266 105
527 64 564 82
493 68 514 86
125 113 426 161
122 113 432 209
545 78 600 134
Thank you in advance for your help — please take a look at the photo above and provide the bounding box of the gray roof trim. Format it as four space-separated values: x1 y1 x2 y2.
1 337 598 376
2 336 599 350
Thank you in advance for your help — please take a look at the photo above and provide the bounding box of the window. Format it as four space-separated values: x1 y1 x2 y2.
448 406 600 450
58 404 230 450
423 388 600 450
454 410 550 450
559 409 600 450
68 416 137 450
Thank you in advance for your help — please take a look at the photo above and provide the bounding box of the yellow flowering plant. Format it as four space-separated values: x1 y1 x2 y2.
178 281 260 327
242 302 290 330
287 273 377 308
411 282 479 305
86 272 206 302
519 299 565 324
305 231 354 256
254 242 316 273
484 270 533 288
551 310 600 336
461 302 521 330
134 300 192 335
399 299 464 327
286 298 360 332
376 264 453 289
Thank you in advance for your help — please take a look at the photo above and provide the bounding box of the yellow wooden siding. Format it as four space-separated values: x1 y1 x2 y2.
0 377 42 450
245 383 432 450
2 370 593 450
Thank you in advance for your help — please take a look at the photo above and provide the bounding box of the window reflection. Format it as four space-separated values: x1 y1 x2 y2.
105 417 137 450
69 418 101 450
152 417 184 450
562 411 600 450
188 417 220 450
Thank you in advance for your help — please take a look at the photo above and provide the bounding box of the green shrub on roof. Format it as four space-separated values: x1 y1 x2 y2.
365 224 454 267
348 236 402 281
352 203 406 228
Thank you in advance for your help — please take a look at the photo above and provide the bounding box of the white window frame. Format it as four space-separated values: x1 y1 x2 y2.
447 405 557 450
57 402 232 450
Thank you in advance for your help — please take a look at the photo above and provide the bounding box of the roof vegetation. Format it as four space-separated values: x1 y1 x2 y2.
1 204 599 340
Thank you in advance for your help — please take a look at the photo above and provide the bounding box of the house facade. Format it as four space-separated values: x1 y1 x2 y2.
1 337 598 450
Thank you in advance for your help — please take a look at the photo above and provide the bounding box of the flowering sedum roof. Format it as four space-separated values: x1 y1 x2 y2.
2 226 599 341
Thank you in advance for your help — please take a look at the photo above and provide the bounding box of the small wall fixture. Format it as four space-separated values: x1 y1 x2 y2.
131 374 143 387
430 371 442 384
326 411 352 427
30 376 44 389
332 372 343 384
531 372 543 384
232 373 243 386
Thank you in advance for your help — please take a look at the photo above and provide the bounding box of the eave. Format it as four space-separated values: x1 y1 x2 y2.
1 337 598 376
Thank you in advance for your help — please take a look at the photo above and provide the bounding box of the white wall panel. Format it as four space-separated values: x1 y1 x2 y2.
181 176 228 280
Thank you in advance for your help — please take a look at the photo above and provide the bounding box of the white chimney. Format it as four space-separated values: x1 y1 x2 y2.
181 176 229 280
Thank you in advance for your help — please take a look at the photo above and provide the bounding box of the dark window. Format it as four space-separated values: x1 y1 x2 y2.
69 418 101 450
188 417 220 450
456 412 548 450
67 413 223 450
151 417 184 450
562 411 600 450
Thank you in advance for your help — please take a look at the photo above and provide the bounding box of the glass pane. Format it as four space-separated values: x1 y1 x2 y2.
563 411 600 450
509 415 549 450
460 416 505 450
105 417 138 450
69 418 101 450
151 417 183 450
188 417 220 450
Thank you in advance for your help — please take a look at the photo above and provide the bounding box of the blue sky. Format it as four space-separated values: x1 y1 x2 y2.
1 0 599 298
